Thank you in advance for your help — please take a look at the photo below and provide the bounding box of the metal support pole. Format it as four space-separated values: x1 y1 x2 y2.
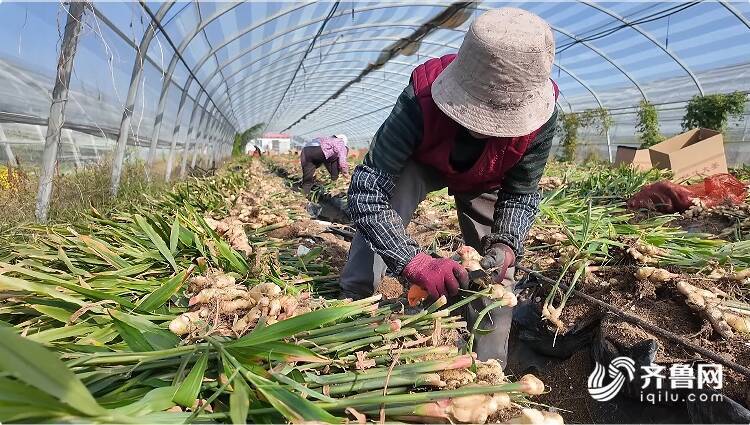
217 126 228 163
212 126 222 165
110 3 173 196
146 74 173 171
222 126 231 159
204 118 219 168
165 78 193 181
164 120 182 182
180 95 205 178
35 1 85 222
191 105 212 169
220 128 227 161
0 124 18 167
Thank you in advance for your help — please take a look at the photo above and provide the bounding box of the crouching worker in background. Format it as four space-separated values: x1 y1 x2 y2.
340 8 558 365
300 134 350 194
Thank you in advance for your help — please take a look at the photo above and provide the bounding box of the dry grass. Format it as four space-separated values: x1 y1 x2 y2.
0 159 173 244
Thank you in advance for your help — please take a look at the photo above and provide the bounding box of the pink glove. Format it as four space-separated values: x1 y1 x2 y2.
480 243 516 283
402 253 469 300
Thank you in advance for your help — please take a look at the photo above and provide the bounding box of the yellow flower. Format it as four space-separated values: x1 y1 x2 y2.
0 166 10 190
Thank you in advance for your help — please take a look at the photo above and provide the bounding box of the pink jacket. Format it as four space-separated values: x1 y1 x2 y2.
317 137 349 173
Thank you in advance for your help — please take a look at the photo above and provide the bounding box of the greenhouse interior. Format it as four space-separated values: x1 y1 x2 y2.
1 1 750 424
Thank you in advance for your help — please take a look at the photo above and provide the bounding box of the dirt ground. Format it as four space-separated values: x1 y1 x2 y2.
262 157 750 422
523 266 750 419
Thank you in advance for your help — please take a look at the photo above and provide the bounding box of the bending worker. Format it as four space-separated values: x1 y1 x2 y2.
300 134 349 194
340 8 558 364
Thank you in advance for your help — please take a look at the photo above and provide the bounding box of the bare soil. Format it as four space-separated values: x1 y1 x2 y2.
376 277 405 300
529 266 750 416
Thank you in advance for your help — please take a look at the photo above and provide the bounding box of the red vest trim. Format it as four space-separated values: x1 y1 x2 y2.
411 54 558 193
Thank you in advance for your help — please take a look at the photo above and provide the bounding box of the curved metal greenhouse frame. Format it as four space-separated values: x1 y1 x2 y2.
0 1 748 219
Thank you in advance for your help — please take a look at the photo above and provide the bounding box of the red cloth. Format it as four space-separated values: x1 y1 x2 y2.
627 181 694 213
410 54 559 193
401 253 468 300
627 174 747 213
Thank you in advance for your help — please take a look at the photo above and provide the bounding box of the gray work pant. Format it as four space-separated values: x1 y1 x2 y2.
340 161 516 364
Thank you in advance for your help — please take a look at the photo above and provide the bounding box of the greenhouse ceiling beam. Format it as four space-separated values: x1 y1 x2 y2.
229 47 573 120
146 3 237 172
301 95 570 138
296 105 394 137
220 57 412 108
238 52 572 126
264 1 342 134
220 54 424 110
236 79 406 124
194 4 625 125
225 35 447 122
192 3 453 109
719 1 750 30
201 22 418 100
213 42 419 113
146 1 305 148
278 7 631 132
295 109 394 137
287 62 583 139
230 70 411 121
138 1 234 131
214 33 432 110
240 91 400 130
196 2 240 127
87 5 210 125
239 37 573 128
238 83 400 119
212 18 638 114
230 77 402 121
580 1 703 96
110 2 174 197
279 2 476 132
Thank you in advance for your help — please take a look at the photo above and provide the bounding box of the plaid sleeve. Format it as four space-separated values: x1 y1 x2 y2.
347 164 420 275
482 191 540 258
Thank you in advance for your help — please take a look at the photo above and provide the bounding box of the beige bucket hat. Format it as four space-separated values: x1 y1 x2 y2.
432 8 556 137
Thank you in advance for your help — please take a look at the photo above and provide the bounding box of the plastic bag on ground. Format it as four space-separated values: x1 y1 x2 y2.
685 173 747 208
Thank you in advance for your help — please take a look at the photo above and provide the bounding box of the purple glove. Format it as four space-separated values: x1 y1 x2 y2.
402 253 469 300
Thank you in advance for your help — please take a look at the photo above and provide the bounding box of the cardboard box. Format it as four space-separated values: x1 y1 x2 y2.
614 146 652 171
648 128 728 180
